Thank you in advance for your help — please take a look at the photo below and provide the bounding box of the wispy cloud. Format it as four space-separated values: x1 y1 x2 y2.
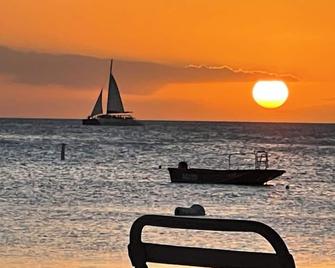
0 46 298 95
185 64 298 81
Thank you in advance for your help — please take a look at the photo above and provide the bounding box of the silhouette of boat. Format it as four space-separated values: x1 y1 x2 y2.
168 151 285 185
82 60 141 126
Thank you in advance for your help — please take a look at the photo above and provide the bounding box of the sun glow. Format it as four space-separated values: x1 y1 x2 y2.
252 81 289 109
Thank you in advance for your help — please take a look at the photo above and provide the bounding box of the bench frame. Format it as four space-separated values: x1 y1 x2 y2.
128 215 295 268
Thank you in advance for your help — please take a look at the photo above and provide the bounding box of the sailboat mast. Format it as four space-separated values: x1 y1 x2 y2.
106 59 125 113
106 59 112 114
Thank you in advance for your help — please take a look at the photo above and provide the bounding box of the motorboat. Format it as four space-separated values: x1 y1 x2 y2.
168 151 285 185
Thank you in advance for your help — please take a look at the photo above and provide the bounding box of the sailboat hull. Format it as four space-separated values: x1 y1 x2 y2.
82 118 100 125
82 117 142 126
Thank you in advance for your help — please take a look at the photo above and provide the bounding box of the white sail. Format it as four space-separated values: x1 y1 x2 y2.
107 60 125 113
90 89 103 117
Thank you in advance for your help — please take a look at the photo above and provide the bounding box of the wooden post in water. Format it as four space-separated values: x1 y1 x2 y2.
61 143 66 161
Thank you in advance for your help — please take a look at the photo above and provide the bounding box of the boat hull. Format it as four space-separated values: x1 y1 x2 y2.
168 168 285 185
82 118 142 126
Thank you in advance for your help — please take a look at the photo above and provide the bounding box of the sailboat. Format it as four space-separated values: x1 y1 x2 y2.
82 60 141 126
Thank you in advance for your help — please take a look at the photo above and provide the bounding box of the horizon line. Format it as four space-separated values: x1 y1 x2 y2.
0 116 334 125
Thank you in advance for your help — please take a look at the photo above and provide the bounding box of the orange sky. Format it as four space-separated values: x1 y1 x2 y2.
0 0 334 122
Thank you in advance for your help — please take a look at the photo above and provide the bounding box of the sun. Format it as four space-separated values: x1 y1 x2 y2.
252 81 289 109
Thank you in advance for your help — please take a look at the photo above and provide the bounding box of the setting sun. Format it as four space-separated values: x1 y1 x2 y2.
252 81 289 109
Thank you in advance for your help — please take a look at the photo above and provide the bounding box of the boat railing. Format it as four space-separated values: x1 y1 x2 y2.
92 113 134 120
254 150 269 170
225 150 269 170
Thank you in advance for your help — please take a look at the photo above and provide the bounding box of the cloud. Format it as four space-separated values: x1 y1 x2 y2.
0 46 298 95
0 46 107 88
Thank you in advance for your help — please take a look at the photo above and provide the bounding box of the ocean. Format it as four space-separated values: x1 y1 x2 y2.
0 119 334 268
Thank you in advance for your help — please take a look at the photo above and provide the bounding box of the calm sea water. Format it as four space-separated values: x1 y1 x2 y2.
0 119 334 268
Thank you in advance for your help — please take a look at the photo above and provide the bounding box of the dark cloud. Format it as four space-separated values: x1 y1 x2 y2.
0 46 298 94
0 46 107 88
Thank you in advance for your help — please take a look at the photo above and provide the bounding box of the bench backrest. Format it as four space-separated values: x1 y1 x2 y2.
128 215 295 268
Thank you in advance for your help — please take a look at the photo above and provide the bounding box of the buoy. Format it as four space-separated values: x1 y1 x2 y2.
285 185 290 190
61 143 66 161
175 204 205 216
158 165 162 169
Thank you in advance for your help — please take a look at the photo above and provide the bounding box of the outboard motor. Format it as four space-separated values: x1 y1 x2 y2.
178 161 188 169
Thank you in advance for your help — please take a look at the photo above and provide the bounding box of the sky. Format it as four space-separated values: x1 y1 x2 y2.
0 0 334 122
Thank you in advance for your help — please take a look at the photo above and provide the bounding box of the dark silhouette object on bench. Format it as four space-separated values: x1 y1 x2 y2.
175 204 206 216
128 215 295 268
